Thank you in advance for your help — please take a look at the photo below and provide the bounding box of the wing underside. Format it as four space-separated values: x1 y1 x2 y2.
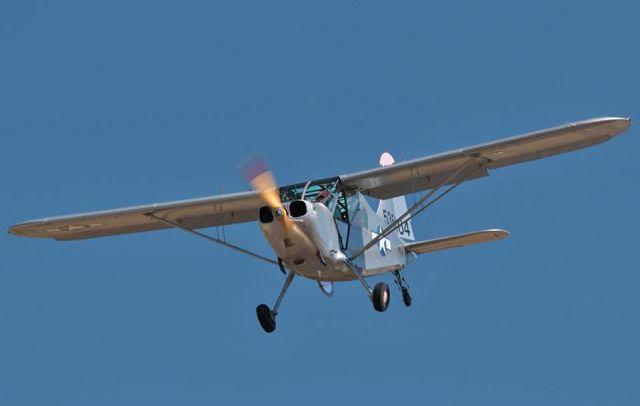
9 191 263 240
340 117 631 199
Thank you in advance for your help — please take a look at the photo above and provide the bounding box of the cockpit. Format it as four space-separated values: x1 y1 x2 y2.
279 177 345 219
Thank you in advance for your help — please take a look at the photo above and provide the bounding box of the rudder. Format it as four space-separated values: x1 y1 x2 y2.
376 152 415 242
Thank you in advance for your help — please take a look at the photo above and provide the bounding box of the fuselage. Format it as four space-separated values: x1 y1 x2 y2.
259 194 409 282
260 200 353 281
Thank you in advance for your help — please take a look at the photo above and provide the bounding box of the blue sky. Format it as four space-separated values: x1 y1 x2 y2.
1 1 638 405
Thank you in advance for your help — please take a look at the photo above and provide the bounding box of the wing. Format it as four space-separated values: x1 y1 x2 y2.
9 191 263 240
404 229 510 255
340 117 632 199
9 117 632 241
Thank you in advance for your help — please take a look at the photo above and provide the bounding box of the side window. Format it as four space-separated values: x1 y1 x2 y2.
333 193 357 250
332 192 359 224
346 194 359 218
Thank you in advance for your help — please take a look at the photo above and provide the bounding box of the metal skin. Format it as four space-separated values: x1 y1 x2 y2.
259 195 408 283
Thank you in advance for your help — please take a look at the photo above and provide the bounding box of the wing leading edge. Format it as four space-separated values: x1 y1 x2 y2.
340 117 632 199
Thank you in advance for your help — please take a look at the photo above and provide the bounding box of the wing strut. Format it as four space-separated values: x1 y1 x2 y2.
348 156 490 261
145 213 278 266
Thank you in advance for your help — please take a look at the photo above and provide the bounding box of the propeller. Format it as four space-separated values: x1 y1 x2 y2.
240 155 293 231
240 156 315 266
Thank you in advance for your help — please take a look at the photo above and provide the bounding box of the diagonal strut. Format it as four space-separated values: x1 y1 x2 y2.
145 213 278 266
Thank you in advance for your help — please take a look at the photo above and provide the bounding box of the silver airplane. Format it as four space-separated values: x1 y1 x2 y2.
9 117 632 333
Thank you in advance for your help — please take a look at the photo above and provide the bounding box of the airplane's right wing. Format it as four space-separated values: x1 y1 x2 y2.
9 191 263 241
404 229 510 255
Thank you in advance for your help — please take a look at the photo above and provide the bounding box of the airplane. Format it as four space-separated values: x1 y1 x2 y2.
9 117 632 333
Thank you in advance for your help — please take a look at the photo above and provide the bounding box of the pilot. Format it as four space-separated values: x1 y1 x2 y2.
315 190 330 204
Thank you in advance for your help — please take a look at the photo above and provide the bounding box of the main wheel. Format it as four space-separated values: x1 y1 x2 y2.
402 288 412 307
372 282 390 312
256 304 276 333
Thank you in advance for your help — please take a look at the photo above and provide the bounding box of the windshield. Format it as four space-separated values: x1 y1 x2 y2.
279 177 353 224
279 177 339 205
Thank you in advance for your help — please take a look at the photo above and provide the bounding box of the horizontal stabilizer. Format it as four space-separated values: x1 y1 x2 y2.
404 229 509 255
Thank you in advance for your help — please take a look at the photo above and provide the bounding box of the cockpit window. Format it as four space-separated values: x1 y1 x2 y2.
278 177 352 224
333 192 349 223
279 177 339 205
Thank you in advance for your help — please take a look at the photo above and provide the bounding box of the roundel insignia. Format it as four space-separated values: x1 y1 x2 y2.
371 226 392 257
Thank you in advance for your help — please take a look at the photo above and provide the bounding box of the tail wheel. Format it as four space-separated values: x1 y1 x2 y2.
256 304 276 333
372 282 390 312
402 288 412 307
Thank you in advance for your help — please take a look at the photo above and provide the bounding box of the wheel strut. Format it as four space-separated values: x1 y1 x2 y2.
256 270 296 333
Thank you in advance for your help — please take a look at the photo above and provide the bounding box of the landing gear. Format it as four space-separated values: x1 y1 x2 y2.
372 282 390 312
256 270 295 333
393 269 412 307
347 262 392 312
402 288 412 307
256 304 276 332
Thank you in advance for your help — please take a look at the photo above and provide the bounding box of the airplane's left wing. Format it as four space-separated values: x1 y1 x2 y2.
340 117 631 199
9 191 263 240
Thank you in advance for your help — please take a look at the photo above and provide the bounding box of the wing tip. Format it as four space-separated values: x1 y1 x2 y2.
608 116 632 133
490 229 511 239
8 222 46 239
586 116 632 135
476 228 510 240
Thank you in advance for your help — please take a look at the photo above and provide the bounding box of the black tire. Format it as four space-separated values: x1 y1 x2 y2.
402 288 412 307
372 282 390 312
256 304 276 333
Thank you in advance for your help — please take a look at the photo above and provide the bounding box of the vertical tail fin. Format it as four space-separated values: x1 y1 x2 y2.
376 152 415 242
